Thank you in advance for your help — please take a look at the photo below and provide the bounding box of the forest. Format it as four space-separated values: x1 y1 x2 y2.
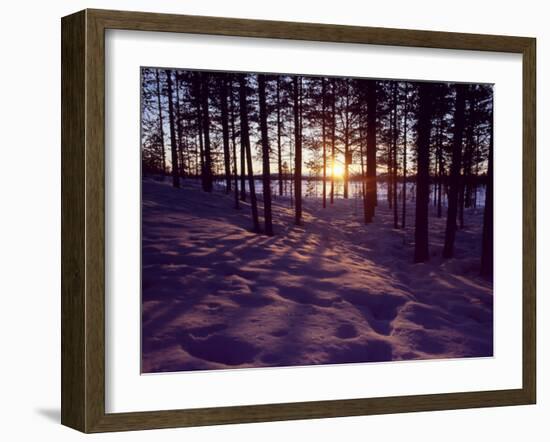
141 68 494 372
141 68 493 275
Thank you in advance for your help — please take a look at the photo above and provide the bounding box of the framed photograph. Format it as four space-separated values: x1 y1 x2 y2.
61 9 536 433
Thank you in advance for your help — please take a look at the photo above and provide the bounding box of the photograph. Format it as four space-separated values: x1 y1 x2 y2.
140 67 494 374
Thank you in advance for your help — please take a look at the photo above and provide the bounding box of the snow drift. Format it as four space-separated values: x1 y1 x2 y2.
141 178 493 373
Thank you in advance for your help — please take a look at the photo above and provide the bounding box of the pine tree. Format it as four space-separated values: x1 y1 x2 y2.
365 80 377 222
480 105 493 277
443 84 467 259
392 81 399 228
219 75 232 193
401 82 409 228
321 77 327 209
165 69 180 188
229 77 240 210
414 82 434 263
258 74 274 235
200 73 213 192
238 75 260 232
193 72 206 189
276 77 284 197
293 76 303 225
330 79 337 205
155 69 167 177
175 71 185 178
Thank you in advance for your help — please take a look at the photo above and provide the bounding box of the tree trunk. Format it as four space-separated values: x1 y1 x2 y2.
436 148 438 208
392 82 399 228
437 118 444 218
220 76 232 193
401 82 408 229
343 82 350 200
480 115 493 278
276 78 283 197
360 124 368 224
365 80 377 222
238 75 260 232
240 132 247 201
458 175 465 229
293 76 303 225
330 80 336 205
258 74 274 236
442 84 467 258
414 83 434 263
194 73 205 186
473 130 480 209
433 127 440 209
165 69 180 188
387 104 393 209
344 136 349 199
458 99 468 230
155 69 167 176
200 73 213 192
462 92 476 229
322 78 327 208
289 142 294 206
175 72 185 178
229 79 240 210
464 137 474 210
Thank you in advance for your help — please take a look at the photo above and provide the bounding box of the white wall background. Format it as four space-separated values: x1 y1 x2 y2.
0 1 546 440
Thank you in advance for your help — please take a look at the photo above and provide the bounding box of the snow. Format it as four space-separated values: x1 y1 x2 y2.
141 177 493 373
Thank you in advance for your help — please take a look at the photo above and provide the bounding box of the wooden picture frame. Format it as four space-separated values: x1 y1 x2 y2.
61 8 536 433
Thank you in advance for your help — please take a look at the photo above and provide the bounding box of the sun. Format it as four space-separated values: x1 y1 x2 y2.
332 163 344 179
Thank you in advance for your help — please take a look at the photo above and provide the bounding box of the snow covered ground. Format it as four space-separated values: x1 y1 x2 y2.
141 177 493 373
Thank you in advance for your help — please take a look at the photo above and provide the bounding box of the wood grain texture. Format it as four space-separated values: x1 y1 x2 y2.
61 10 86 432
85 9 107 432
89 8 532 53
522 38 536 403
60 8 537 433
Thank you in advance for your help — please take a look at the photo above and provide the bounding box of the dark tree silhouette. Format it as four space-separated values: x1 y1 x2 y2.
200 73 213 192
219 75 232 193
165 69 180 188
276 77 283 197
359 113 368 223
391 81 399 228
293 76 303 225
258 74 274 236
414 82 434 263
435 116 444 218
192 73 205 188
175 71 185 178
330 79 336 205
238 76 247 202
240 128 247 202
431 83 452 220
365 80 377 223
461 88 477 227
386 82 395 210
340 79 353 200
321 77 327 209
238 75 260 232
458 91 472 229
443 84 467 259
401 82 409 228
229 78 240 210
155 69 167 176
481 110 493 277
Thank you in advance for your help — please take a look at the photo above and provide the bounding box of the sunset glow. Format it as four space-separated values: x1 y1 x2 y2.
332 163 344 179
